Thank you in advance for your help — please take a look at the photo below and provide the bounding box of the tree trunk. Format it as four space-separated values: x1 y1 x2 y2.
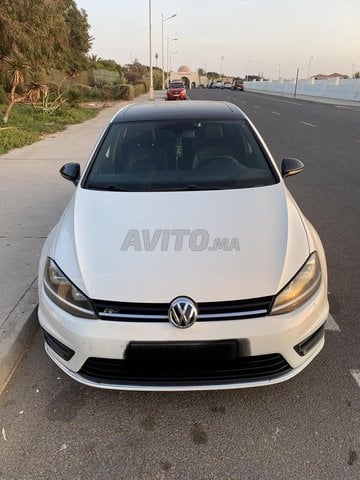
3 84 17 124
2 95 26 124
2 100 15 124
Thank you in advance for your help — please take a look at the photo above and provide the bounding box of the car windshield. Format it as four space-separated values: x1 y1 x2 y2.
83 119 278 192
169 82 184 89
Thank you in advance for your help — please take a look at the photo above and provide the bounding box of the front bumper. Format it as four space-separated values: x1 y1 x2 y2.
167 94 187 100
38 283 329 391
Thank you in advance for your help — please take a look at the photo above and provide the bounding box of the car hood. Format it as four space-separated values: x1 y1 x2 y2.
53 183 309 303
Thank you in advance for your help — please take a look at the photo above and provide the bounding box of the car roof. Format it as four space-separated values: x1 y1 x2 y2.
112 101 245 122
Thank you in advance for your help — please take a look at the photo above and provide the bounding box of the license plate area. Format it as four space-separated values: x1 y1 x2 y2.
125 340 241 366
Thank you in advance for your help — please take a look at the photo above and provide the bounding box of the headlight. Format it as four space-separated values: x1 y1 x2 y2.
270 252 321 315
43 258 97 319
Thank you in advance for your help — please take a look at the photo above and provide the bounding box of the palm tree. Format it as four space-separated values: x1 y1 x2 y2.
2 51 29 124
87 54 104 69
26 71 48 105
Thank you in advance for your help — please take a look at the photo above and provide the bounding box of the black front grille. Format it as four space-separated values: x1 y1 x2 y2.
79 353 291 386
92 296 273 322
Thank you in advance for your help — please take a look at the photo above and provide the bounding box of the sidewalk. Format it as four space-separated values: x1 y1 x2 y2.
0 91 165 393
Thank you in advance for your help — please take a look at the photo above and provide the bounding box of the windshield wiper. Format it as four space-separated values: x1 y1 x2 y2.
88 184 131 191
150 184 225 191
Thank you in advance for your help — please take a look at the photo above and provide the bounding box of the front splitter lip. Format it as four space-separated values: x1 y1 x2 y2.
45 338 324 392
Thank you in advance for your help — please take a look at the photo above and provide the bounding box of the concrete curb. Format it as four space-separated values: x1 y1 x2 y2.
0 279 39 395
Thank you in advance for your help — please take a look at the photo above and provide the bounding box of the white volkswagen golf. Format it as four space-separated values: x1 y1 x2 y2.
38 101 329 390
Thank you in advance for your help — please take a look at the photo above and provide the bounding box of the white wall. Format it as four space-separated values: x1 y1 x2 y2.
244 78 360 102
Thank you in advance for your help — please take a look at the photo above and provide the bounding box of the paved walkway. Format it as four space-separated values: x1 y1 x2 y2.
0 90 165 392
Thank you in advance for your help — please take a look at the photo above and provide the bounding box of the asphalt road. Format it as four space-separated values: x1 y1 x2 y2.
0 90 359 480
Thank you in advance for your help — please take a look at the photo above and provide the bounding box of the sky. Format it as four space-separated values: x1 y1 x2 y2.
76 0 360 80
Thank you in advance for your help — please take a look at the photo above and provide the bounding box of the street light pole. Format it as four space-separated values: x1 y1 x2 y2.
294 68 299 98
170 51 178 74
148 0 154 100
278 63 281 80
246 59 250 81
161 13 177 90
307 55 314 79
220 56 224 80
167 37 178 86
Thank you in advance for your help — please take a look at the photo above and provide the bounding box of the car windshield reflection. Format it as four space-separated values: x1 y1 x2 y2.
84 119 278 191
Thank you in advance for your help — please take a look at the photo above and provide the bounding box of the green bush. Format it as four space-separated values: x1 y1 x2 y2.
64 87 84 105
0 103 98 154
134 84 145 96
136 80 149 93
100 84 135 101
117 84 135 100
0 127 37 153
153 71 163 90
0 85 7 104
87 88 107 101
75 85 107 102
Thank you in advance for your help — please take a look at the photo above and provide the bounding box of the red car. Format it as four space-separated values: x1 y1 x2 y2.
167 81 187 100
231 80 245 91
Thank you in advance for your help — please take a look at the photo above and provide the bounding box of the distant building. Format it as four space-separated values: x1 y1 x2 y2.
169 65 209 88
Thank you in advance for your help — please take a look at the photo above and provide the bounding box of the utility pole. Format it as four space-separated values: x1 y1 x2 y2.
161 13 177 90
307 55 314 79
294 68 299 98
149 0 154 100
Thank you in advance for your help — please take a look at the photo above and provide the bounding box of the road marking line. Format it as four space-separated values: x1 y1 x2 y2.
254 105 260 108
350 370 360 389
272 111 281 116
300 121 317 128
325 314 341 331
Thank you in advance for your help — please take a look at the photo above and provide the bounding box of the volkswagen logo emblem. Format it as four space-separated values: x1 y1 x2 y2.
168 297 198 328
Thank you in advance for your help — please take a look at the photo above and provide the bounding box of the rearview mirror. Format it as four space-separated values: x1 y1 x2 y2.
281 158 304 178
60 163 80 186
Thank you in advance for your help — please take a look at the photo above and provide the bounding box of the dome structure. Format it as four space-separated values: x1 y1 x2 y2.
169 65 209 89
177 65 191 73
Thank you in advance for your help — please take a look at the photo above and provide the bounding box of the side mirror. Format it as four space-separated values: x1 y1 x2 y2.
281 158 304 178
60 163 80 185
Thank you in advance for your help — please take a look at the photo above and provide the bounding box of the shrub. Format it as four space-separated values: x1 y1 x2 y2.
136 80 149 93
0 103 98 154
99 84 135 101
0 85 7 104
117 84 135 100
134 83 145 96
86 88 107 101
64 87 83 105
74 85 107 102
